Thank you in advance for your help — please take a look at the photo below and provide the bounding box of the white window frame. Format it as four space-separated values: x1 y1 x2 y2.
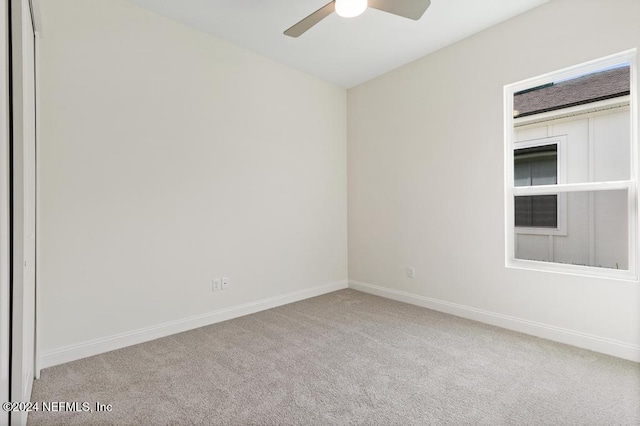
514 135 567 236
504 49 638 281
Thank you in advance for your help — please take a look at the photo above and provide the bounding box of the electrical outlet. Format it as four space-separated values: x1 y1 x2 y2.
406 267 415 278
212 279 221 291
221 277 230 290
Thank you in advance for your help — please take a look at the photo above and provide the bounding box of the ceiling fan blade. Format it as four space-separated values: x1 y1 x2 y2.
284 1 335 38
368 0 431 20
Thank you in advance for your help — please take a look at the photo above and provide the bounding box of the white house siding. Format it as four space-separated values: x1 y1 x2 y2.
515 106 630 270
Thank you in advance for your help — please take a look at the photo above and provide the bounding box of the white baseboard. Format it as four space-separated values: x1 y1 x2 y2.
40 280 348 369
349 280 640 362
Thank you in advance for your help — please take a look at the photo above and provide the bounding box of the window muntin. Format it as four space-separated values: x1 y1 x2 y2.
504 50 637 280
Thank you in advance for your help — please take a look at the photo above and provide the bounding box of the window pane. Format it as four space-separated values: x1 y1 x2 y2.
515 195 557 228
515 65 630 185
531 157 557 185
514 196 532 226
514 144 557 187
531 195 557 227
514 162 531 187
515 190 628 270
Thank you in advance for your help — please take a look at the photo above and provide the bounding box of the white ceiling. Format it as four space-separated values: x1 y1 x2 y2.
127 0 549 88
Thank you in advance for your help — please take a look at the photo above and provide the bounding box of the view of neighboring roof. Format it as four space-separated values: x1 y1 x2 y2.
514 66 630 118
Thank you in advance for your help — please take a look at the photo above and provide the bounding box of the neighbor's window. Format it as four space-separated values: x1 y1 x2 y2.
513 137 566 234
504 50 637 279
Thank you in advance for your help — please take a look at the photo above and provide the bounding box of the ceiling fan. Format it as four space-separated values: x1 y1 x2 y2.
284 0 432 38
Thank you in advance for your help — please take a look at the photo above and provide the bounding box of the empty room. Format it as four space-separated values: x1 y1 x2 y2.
1 0 639 424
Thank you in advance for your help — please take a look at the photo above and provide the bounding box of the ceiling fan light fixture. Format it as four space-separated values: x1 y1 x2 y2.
284 0 431 38
335 0 367 18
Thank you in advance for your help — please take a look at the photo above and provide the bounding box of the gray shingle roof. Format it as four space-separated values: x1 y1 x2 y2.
514 66 630 118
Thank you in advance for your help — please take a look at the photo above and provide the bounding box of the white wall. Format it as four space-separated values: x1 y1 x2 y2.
348 0 640 360
38 0 347 364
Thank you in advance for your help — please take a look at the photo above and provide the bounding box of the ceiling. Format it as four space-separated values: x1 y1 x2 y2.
127 0 549 88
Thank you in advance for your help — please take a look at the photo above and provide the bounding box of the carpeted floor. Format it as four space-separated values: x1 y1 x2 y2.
29 289 640 425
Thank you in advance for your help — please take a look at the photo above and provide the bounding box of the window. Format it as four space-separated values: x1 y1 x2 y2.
513 137 567 235
504 50 637 280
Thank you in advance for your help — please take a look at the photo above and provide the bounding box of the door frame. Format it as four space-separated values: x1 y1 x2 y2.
0 0 12 425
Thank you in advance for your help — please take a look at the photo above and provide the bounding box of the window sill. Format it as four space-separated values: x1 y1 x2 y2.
506 258 638 282
515 227 567 237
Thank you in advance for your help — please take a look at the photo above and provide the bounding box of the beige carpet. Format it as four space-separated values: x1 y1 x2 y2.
29 289 640 425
